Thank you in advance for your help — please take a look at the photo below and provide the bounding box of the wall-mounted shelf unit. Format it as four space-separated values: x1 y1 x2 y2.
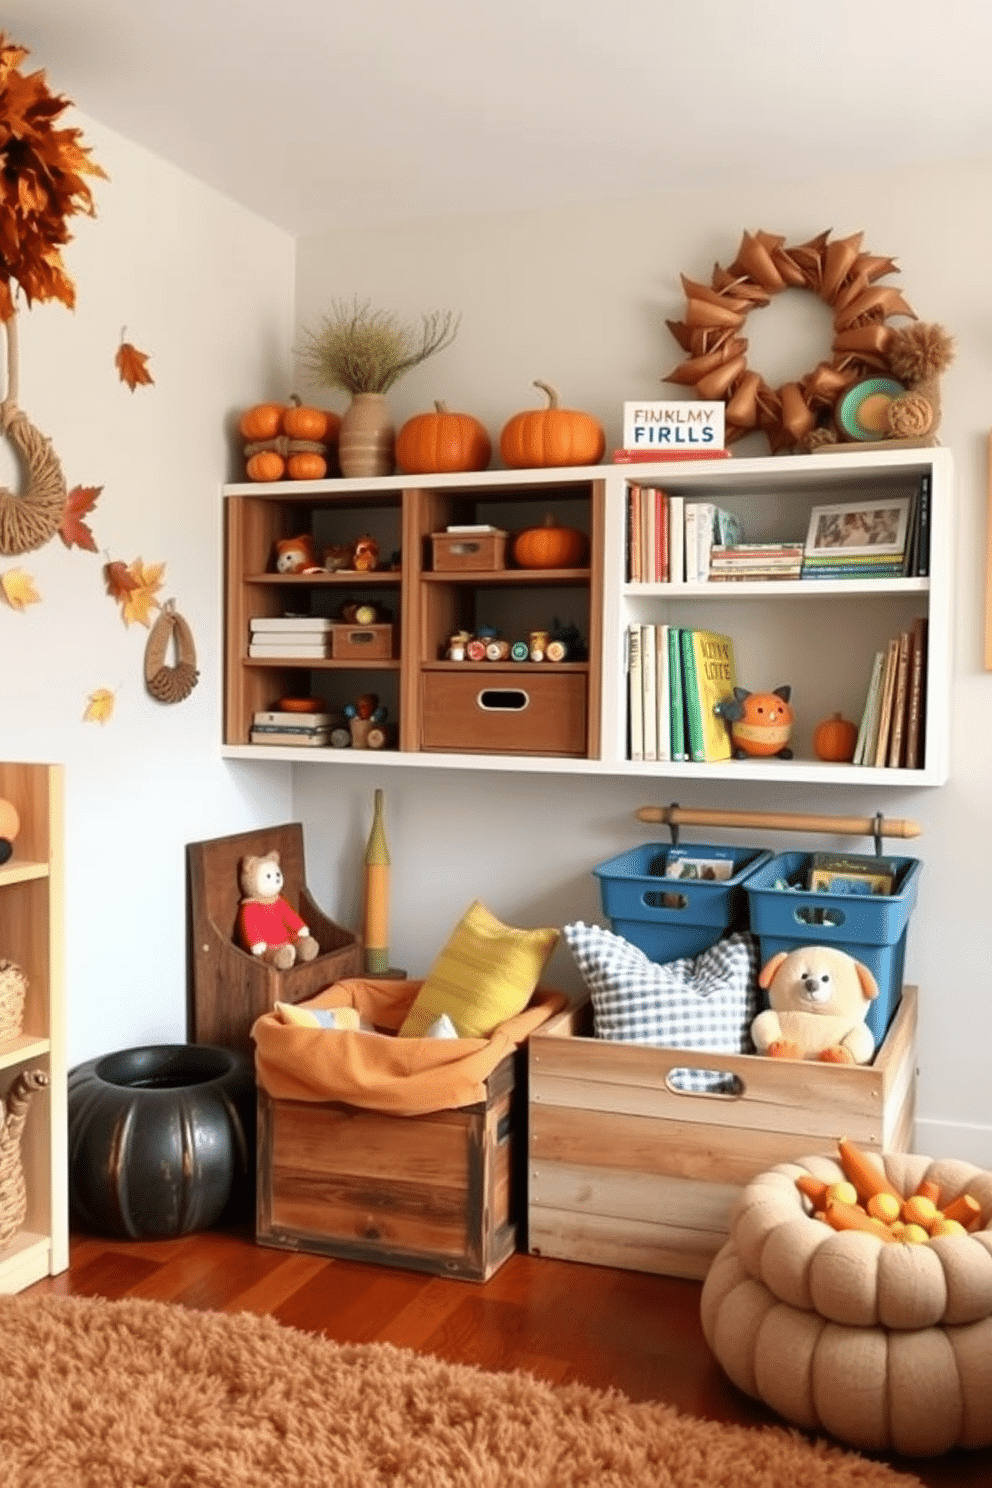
222 445 951 785
0 762 67 1294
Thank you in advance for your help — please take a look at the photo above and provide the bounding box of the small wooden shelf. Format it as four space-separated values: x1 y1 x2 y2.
0 762 66 1295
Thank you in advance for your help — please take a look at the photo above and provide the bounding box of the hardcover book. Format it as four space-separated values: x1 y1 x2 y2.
667 626 687 761
807 852 899 896
680 628 736 762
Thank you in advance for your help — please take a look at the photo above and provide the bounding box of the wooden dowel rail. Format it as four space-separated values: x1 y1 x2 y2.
635 805 921 840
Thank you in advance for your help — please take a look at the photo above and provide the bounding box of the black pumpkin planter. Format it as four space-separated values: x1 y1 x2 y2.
67 1044 255 1239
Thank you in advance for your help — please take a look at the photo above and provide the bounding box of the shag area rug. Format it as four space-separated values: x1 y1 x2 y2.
0 1293 923 1487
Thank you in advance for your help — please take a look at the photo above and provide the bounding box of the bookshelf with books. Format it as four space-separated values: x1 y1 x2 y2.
223 445 950 784
608 445 951 785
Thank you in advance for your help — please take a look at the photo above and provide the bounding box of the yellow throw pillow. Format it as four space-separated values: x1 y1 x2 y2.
398 901 559 1039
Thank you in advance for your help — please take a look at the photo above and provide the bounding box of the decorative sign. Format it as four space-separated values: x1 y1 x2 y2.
622 400 725 452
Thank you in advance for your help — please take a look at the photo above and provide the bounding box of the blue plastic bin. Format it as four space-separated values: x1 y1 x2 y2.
592 842 773 963
743 851 922 1043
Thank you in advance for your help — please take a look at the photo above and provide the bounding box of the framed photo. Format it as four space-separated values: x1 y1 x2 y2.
804 497 910 558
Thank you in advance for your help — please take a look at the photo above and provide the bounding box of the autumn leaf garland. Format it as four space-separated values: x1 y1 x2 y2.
0 34 106 320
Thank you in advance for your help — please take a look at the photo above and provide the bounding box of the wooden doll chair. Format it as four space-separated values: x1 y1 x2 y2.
186 822 362 1057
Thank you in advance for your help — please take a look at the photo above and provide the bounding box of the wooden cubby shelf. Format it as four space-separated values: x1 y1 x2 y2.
223 447 951 784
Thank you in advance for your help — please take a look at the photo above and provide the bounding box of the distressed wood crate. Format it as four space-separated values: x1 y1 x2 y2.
528 985 917 1281
256 1049 519 1281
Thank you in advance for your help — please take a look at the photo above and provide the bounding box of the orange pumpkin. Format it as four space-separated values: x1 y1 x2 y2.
395 401 492 474
239 402 285 441
286 452 328 481
512 513 589 570
245 450 286 482
813 711 858 763
282 393 329 443
499 381 605 469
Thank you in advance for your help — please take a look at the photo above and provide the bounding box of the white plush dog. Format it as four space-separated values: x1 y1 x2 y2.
751 944 879 1065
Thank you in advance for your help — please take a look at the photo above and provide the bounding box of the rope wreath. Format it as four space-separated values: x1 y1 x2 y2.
0 313 68 554
144 600 200 704
665 230 917 453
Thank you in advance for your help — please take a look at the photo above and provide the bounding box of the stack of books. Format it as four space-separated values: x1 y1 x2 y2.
247 615 332 658
801 475 931 582
628 624 736 764
708 542 804 581
852 617 928 769
249 707 339 747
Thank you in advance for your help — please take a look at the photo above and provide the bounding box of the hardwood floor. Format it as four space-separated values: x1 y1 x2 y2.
26 1223 992 1487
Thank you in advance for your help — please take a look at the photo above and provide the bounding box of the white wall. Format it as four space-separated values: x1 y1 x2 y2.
0 116 297 1064
292 161 992 1164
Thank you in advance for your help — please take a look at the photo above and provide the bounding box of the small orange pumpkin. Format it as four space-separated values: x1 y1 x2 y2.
395 401 492 474
245 450 286 482
512 513 589 570
813 711 858 763
281 393 329 442
499 381 605 469
286 452 328 480
239 402 285 441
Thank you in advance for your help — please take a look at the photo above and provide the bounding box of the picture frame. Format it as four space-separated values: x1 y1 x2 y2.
804 496 911 558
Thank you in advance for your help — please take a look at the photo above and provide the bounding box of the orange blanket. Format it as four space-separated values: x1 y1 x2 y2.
252 977 567 1116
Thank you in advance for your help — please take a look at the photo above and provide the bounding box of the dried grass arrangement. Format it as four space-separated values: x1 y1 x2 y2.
300 298 460 396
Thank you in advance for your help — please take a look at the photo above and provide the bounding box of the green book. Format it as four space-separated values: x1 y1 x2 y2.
668 626 687 761
681 628 735 762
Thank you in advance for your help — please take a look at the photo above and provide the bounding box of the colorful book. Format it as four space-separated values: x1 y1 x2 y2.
684 504 699 583
249 729 332 747
655 624 671 763
641 624 658 762
853 650 885 766
904 617 928 769
915 472 932 577
627 624 643 761
667 626 687 761
253 710 336 727
249 616 333 632
668 496 684 584
680 628 735 762
873 636 901 767
612 448 732 463
887 630 913 768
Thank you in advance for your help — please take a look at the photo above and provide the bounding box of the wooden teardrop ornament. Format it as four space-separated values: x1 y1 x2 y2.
0 313 68 556
144 600 199 703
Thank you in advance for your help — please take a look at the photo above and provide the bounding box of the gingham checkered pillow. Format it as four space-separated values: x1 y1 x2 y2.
563 923 759 1092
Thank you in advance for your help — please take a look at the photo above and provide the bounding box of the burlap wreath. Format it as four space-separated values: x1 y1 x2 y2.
0 313 67 555
665 230 917 453
144 600 200 704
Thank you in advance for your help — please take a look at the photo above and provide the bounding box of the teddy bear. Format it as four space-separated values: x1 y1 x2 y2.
235 850 319 970
751 944 879 1065
273 534 321 574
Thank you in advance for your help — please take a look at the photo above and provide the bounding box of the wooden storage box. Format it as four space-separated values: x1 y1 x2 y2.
330 623 394 660
528 986 917 1281
420 668 587 755
256 1048 520 1281
430 530 508 572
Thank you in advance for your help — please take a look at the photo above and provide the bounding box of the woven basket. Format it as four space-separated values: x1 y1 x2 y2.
0 1068 48 1250
0 960 27 1042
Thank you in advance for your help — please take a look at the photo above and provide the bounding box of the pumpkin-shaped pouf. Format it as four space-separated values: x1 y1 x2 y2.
396 401 491 474
499 380 605 469
68 1044 255 1239
701 1152 992 1456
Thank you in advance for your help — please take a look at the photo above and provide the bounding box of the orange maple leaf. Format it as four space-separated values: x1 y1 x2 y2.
60 484 102 550
116 337 154 391
118 557 165 628
0 567 41 609
83 688 116 725
103 559 139 601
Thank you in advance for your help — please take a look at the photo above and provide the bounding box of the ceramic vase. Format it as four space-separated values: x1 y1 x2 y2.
338 392 395 478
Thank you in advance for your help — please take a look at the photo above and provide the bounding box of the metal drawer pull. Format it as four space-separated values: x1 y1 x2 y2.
477 689 529 711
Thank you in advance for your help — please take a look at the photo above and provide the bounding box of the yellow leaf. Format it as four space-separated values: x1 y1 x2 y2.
119 557 165 628
83 688 116 725
0 568 41 609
